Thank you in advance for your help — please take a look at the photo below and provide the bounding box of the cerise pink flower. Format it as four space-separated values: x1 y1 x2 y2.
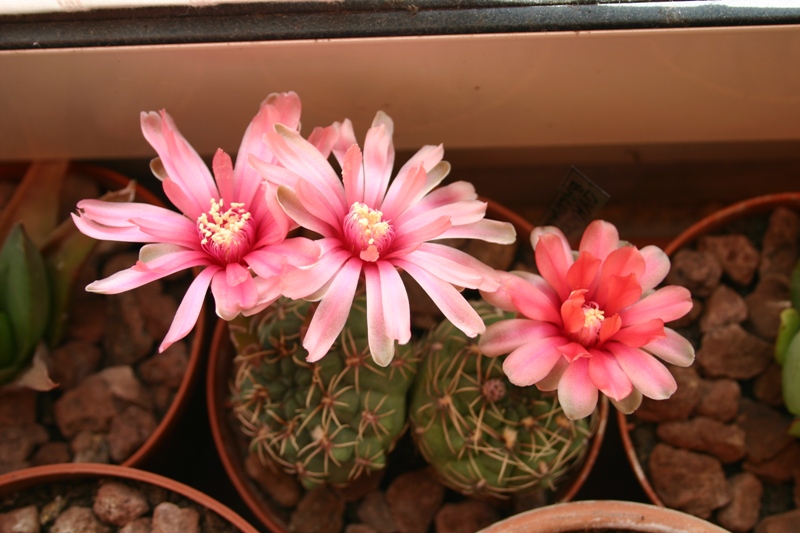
72 92 320 352
250 111 517 366
479 220 695 420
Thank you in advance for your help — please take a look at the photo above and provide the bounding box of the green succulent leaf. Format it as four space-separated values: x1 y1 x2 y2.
776 308 800 365
782 331 800 416
0 224 50 381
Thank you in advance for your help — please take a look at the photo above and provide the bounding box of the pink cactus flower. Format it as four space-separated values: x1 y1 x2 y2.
250 111 517 366
479 220 695 420
72 92 320 352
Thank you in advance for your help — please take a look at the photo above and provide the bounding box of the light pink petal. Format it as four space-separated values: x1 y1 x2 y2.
531 225 571 255
363 265 396 367
248 156 306 189
376 261 411 345
556 341 591 363
612 389 643 415
389 215 452 253
128 215 202 249
639 245 671 292
303 257 362 362
397 247 482 290
212 149 236 203
596 273 642 316
330 119 357 165
266 124 346 212
244 237 320 278
399 181 477 221
598 246 646 287
557 358 599 420
403 243 502 292
296 177 346 231
243 276 282 317
606 342 677 401
537 357 569 391
307 124 339 158
158 266 217 352
480 319 563 357
618 285 693 325
611 318 666 348
394 258 485 337
535 232 573 301
86 249 207 294
276 185 336 237
362 112 395 208
642 327 696 367
588 350 633 402
435 219 517 245
394 144 445 192
212 263 259 321
479 271 528 313
281 246 352 300
341 144 365 207
140 110 218 220
74 200 197 246
234 92 301 203
502 336 566 387
252 183 294 248
396 199 486 229
566 251 601 293
379 164 427 222
508 275 563 325
578 220 620 262
161 177 207 221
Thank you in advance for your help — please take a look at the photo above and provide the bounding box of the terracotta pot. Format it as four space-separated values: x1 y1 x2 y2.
207 199 608 532
477 500 729 533
0 462 259 531
618 193 800 513
0 162 206 469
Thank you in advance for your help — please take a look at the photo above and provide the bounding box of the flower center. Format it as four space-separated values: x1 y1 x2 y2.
344 202 394 262
576 302 605 347
197 199 253 264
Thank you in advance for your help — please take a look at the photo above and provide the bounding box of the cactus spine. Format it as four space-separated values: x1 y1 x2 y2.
409 301 597 499
229 294 419 490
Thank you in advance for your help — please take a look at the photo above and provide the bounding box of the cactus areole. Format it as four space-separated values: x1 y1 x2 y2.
409 302 597 500
228 294 419 490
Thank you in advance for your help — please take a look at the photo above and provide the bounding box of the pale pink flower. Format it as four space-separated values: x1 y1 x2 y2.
72 92 320 352
250 111 517 366
479 220 695 420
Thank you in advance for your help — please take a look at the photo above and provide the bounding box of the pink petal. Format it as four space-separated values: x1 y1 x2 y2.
266 124 346 212
377 261 411 345
556 341 591 363
597 312 622 345
639 245 671 292
480 319 562 357
389 215 452 253
535 232 573 301
479 271 527 313
536 357 569 391
397 247 482 290
363 264 396 367
140 110 218 219
611 318 666 348
212 263 258 321
247 156 305 189
296 177 346 231
612 389 643 415
245 237 320 278
342 144 365 207
399 181 477 222
606 342 677 400
276 185 336 237
642 327 696 367
557 357 599 420
362 112 395 208
86 249 208 294
578 220 620 262
560 290 588 336
307 124 339 158
242 275 282 317
303 257 362 362
394 258 485 337
212 149 236 203
597 273 642 316
435 219 517 245
380 164 427 222
405 243 502 292
502 336 566 387
566 251 601 293
618 285 693 325
158 266 217 352
129 215 202 249
330 118 357 165
508 274 563 325
394 144 445 195
234 92 301 202
599 246 646 285
281 246 352 300
161 176 207 221
252 183 294 248
588 350 633 402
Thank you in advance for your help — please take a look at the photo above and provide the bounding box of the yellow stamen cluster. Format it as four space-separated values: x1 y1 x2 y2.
583 304 605 330
349 202 391 262
197 199 251 247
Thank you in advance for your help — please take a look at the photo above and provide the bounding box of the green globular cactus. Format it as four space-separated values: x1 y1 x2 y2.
409 301 596 500
228 294 420 490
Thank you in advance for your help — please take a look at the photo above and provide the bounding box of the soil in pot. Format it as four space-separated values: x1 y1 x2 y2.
0 463 258 532
208 202 607 533
0 163 204 472
621 196 800 533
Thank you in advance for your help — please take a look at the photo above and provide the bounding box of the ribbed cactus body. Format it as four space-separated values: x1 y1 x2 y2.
409 302 596 499
229 295 419 490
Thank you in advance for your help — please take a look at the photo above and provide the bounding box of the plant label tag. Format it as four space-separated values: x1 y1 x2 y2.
540 167 610 243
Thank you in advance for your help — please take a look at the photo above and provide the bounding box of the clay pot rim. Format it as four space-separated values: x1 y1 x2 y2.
0 462 260 532
0 162 206 469
618 191 800 508
477 499 729 533
206 198 609 532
